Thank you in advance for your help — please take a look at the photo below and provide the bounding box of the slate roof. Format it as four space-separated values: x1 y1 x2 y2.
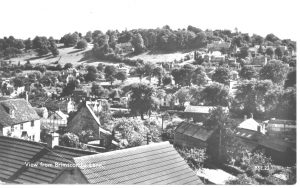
0 99 40 127
0 136 96 184
175 122 216 142
73 142 202 184
238 118 259 131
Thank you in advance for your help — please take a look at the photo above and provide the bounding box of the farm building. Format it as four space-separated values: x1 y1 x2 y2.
174 121 217 149
183 105 228 122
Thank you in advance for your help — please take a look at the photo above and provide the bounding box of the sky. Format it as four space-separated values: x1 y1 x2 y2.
0 0 299 40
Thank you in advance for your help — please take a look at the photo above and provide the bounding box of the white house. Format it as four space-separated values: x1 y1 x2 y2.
0 98 41 142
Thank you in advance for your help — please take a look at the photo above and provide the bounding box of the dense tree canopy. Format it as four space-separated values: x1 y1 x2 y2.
127 83 158 119
259 60 289 85
212 67 231 85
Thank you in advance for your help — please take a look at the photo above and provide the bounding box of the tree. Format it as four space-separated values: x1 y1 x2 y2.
64 63 73 69
131 33 146 54
113 118 159 148
233 79 275 118
97 63 104 72
259 60 289 85
171 68 182 86
32 36 50 56
239 46 249 59
85 65 98 82
174 87 191 106
12 76 25 87
115 71 127 82
175 146 207 170
104 65 117 85
265 33 279 43
203 107 241 162
49 37 59 56
285 70 296 88
61 33 79 47
153 66 164 85
91 82 105 97
239 66 257 80
84 31 93 42
143 62 156 83
76 39 88 50
127 83 157 119
191 66 207 86
212 67 231 85
274 47 283 59
265 47 274 57
61 80 78 96
265 87 296 120
162 75 172 86
24 38 32 52
191 82 230 106
180 64 196 86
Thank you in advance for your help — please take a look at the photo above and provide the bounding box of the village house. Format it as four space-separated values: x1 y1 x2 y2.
0 98 41 142
263 119 296 142
234 115 296 165
0 136 97 184
67 101 112 148
207 41 231 52
57 98 76 114
183 105 229 122
174 121 217 149
55 142 203 184
34 107 49 119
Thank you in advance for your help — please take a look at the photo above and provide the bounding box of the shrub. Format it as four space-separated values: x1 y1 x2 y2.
76 39 88 49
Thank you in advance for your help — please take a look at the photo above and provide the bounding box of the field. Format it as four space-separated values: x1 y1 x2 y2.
4 44 194 68
7 43 95 67
129 51 193 63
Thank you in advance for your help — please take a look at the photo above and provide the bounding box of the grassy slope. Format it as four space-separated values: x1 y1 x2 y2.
5 43 194 68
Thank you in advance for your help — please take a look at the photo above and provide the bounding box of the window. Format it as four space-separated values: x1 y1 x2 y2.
32 135 35 141
31 121 34 127
20 124 23 130
11 126 14 132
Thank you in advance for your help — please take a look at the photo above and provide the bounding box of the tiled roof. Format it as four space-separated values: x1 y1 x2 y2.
0 136 96 184
73 142 202 184
175 122 216 142
0 99 40 127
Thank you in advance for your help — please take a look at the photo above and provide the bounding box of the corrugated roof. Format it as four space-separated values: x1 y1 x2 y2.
0 99 40 127
73 142 202 185
267 119 296 125
175 122 216 142
0 136 96 184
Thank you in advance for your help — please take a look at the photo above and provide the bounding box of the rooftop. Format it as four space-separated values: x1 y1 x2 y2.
0 98 40 127
73 142 202 184
0 136 96 184
175 122 216 142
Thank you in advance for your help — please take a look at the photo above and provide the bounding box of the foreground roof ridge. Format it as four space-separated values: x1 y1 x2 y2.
74 142 171 160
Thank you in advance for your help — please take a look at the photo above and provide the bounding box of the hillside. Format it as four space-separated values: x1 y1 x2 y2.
6 43 96 67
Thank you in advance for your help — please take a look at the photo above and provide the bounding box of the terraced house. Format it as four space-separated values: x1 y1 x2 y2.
0 98 41 142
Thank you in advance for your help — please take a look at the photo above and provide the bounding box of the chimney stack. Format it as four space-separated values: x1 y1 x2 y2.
250 113 253 119
25 91 28 102
244 115 247 121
